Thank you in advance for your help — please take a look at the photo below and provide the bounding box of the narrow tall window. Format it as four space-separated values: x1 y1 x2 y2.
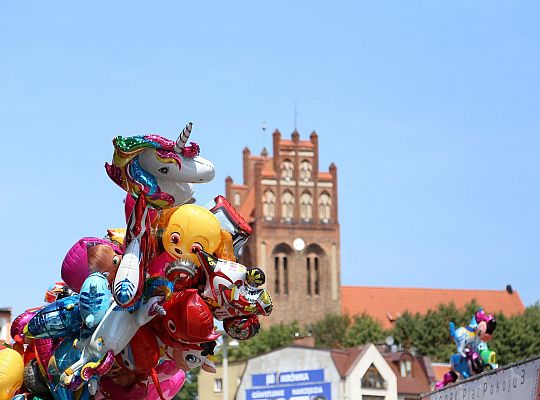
300 192 313 222
233 192 241 206
274 256 280 295
283 257 289 295
306 258 312 296
314 257 320 295
319 192 332 223
282 191 294 221
263 190 276 220
300 160 312 180
281 160 294 180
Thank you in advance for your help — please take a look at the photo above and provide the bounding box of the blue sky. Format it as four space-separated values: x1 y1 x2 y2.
1 1 539 318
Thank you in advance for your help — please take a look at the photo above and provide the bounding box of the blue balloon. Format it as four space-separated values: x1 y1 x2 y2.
79 272 112 329
25 295 82 339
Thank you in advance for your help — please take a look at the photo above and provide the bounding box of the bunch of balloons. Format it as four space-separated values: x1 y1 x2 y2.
435 308 497 389
0 123 273 400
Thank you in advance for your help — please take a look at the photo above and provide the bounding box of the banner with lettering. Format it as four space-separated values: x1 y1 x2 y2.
248 369 331 400
425 358 540 400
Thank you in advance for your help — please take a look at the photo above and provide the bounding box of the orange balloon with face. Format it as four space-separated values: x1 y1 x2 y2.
148 204 235 279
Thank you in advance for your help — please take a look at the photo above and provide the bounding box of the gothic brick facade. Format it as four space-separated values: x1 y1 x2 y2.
225 129 341 326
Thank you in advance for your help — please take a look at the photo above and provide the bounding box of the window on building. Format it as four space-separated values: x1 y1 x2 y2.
233 192 241 206
281 159 294 180
318 192 332 223
283 257 289 295
314 256 320 295
263 190 276 220
281 191 294 221
400 359 413 377
300 192 313 222
306 258 312 296
299 160 312 180
213 378 223 392
274 256 280 295
361 364 386 389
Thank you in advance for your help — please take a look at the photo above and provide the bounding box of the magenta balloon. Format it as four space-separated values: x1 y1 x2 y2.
125 194 158 224
61 237 122 292
147 360 186 400
11 309 39 344
34 338 57 371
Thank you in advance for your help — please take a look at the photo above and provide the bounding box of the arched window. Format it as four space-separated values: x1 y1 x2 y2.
306 254 320 295
272 244 292 296
299 160 312 180
281 191 294 221
300 192 313 222
281 159 294 181
262 190 276 220
306 244 325 296
233 192 241 206
319 192 332 223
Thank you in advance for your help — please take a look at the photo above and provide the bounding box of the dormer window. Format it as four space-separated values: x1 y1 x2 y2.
400 359 412 377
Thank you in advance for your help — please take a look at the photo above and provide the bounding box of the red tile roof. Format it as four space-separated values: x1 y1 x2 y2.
382 352 432 395
239 187 255 223
431 363 451 382
331 346 367 378
342 286 525 329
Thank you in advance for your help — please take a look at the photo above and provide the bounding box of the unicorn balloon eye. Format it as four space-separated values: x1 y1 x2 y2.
105 122 216 209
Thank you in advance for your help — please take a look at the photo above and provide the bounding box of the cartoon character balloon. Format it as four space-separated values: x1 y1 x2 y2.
435 308 497 389
105 123 215 209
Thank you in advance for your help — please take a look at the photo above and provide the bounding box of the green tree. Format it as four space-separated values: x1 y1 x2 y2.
311 313 350 348
343 314 387 347
174 368 199 400
490 303 540 364
227 321 301 361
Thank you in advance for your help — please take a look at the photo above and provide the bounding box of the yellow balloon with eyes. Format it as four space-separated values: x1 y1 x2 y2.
163 204 232 266
0 348 23 400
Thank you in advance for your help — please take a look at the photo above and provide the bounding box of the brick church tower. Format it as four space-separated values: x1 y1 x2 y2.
225 129 341 326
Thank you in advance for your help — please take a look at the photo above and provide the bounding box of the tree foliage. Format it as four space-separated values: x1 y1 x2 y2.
227 322 301 362
174 368 199 400
311 313 351 348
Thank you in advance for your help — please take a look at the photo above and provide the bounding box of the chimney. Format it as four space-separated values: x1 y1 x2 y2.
506 284 514 294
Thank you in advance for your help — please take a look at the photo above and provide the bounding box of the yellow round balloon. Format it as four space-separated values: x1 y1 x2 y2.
0 348 24 400
163 204 223 266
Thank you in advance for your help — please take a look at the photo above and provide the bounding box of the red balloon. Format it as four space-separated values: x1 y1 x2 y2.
149 289 220 347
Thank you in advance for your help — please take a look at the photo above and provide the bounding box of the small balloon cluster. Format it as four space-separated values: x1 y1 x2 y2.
0 124 273 400
435 309 497 389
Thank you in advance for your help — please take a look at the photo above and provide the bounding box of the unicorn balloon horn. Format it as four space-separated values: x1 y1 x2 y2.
174 122 193 153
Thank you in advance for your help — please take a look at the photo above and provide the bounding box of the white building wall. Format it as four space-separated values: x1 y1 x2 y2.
237 347 342 400
345 344 398 400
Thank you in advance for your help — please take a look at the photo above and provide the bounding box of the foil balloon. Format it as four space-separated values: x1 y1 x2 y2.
23 359 50 399
209 195 253 259
148 289 220 347
61 237 122 293
11 308 41 344
195 250 273 321
113 194 154 308
171 342 217 373
0 348 24 400
224 315 261 341
435 308 498 389
105 123 215 209
148 204 228 278
24 295 82 340
79 272 113 329
58 293 164 388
